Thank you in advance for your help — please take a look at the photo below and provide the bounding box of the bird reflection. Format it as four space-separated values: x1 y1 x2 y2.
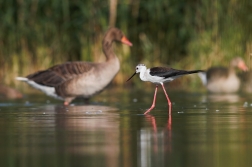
55 104 118 114
202 94 241 103
139 115 172 167
53 105 120 167
144 115 172 132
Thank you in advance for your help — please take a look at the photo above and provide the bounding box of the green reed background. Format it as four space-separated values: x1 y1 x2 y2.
0 0 252 89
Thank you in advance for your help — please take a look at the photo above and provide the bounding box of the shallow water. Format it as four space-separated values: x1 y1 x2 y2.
0 87 252 167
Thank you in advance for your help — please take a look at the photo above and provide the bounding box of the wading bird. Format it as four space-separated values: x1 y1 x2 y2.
17 27 132 105
198 57 248 93
127 64 204 115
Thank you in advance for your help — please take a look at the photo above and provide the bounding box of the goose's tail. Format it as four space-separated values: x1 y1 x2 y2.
197 72 207 86
16 77 28 81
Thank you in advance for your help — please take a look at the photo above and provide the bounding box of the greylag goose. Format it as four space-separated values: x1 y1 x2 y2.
16 27 132 105
198 57 248 93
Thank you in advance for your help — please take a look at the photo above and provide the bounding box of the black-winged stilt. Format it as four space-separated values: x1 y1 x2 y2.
127 64 204 115
198 57 248 93
16 27 132 105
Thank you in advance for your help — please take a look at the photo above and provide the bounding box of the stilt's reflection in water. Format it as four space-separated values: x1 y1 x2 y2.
139 115 172 167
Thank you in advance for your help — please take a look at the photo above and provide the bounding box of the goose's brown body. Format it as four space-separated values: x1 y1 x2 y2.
206 67 241 93
17 28 132 105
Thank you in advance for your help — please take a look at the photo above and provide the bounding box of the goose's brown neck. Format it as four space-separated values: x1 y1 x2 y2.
228 64 235 72
229 62 239 74
102 38 116 61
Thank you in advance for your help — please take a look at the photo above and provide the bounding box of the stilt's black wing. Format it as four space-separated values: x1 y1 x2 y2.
149 67 204 78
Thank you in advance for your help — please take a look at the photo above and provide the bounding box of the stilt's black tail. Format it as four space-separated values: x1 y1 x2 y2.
185 70 205 74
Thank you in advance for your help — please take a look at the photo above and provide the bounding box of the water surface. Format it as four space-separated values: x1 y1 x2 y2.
0 87 252 167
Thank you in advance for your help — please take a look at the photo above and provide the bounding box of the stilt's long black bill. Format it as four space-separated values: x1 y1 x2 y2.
126 72 136 82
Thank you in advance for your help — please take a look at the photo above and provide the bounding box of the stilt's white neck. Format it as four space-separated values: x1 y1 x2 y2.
139 68 148 81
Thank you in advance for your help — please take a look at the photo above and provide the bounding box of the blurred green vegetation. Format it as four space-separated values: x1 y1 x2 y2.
0 0 252 89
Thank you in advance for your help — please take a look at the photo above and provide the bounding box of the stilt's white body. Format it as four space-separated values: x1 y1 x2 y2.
137 65 180 84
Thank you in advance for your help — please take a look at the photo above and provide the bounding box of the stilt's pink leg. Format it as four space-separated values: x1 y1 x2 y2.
64 101 69 106
144 85 158 114
161 83 172 115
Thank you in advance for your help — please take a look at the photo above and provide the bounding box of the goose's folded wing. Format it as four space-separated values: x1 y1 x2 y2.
27 62 95 87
